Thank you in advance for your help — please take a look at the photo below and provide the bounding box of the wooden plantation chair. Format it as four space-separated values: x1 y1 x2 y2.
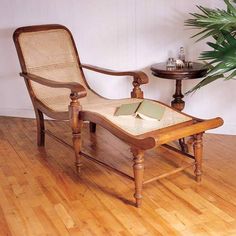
13 24 223 207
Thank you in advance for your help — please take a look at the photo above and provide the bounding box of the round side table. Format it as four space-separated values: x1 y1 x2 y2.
151 62 208 152
151 62 208 111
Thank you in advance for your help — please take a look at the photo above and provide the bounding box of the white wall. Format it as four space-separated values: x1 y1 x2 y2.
0 0 235 134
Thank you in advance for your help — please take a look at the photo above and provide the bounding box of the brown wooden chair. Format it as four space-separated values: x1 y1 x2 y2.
13 24 223 207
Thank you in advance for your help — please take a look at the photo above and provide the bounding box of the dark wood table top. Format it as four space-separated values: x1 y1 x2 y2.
151 62 208 80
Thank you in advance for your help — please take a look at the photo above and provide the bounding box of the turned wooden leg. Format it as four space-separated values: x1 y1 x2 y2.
193 133 203 182
35 109 45 147
72 132 82 173
179 138 189 153
131 147 144 207
89 122 96 133
69 92 82 173
171 79 185 111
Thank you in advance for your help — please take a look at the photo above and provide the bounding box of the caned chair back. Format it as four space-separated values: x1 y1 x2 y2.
13 25 87 103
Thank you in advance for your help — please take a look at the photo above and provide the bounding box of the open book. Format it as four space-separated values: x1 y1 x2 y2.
114 100 165 121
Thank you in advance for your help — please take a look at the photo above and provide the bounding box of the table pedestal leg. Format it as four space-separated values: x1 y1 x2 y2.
171 80 189 152
171 80 185 111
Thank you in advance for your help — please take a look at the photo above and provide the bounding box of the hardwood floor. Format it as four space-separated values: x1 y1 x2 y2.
0 116 236 236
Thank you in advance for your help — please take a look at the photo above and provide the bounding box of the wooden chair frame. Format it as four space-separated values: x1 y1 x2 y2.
13 24 223 207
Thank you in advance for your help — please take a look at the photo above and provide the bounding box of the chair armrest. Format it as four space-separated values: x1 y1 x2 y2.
81 64 148 98
20 72 87 97
81 64 148 84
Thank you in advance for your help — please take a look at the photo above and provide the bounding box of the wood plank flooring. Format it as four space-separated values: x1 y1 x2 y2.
0 116 236 235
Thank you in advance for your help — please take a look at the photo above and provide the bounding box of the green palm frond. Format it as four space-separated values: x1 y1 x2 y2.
185 0 236 41
200 32 236 77
185 0 236 93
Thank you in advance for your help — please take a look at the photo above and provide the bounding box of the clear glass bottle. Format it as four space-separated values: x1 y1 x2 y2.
178 47 185 62
166 57 176 68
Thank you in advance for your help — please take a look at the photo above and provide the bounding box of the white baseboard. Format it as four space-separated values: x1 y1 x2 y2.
0 108 235 135
207 123 236 135
0 108 36 119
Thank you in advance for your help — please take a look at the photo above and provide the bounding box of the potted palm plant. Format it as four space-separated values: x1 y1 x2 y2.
185 0 236 93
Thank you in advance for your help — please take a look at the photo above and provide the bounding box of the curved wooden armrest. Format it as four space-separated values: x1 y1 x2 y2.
81 64 148 84
20 72 87 97
81 64 148 98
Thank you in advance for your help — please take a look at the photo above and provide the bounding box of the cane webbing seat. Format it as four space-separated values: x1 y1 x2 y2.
13 24 223 207
38 92 192 136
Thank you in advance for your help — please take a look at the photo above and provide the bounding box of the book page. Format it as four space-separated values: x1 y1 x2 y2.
136 100 165 121
136 113 157 121
114 102 141 116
